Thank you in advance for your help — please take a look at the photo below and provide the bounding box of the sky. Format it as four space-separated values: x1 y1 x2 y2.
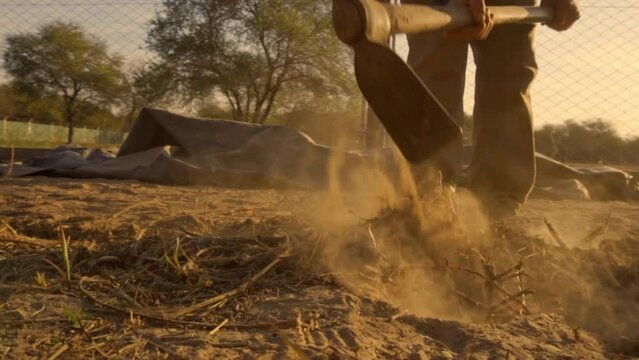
0 0 637 137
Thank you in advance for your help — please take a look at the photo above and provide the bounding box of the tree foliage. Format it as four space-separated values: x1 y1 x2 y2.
0 84 17 118
3 21 125 143
146 0 356 124
535 119 633 164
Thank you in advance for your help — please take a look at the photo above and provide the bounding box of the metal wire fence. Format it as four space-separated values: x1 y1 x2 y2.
0 118 125 148
393 0 639 140
0 0 637 159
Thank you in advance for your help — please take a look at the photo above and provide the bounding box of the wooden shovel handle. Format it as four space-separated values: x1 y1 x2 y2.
388 4 554 35
332 0 555 46
333 0 554 45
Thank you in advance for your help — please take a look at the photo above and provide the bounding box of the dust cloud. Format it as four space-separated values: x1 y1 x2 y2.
300 145 639 351
304 146 491 321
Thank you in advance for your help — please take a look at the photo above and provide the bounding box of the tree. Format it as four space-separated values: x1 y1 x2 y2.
115 63 157 133
145 0 356 124
625 137 639 164
0 82 65 124
534 119 626 164
3 22 125 143
0 84 17 118
534 123 560 158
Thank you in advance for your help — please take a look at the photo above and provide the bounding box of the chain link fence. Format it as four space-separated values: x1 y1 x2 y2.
0 0 637 164
393 0 639 166
0 118 124 148
0 0 156 149
389 2 632 131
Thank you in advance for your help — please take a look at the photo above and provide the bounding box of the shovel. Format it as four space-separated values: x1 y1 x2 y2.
332 0 553 163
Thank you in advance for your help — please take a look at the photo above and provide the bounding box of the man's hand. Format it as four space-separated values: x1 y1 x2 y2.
445 0 495 41
541 0 581 31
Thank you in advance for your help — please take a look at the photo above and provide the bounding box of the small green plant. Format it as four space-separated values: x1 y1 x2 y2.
163 237 185 277
34 272 48 289
163 237 197 281
129 310 143 328
573 326 581 342
59 226 71 282
63 307 87 330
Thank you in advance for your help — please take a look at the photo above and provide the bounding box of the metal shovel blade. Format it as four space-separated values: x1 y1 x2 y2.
354 40 462 163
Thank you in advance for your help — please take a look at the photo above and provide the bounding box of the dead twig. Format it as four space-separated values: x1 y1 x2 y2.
0 222 59 248
209 341 249 348
583 209 612 244
5 146 14 177
208 318 229 336
490 289 536 314
446 261 531 315
82 343 111 359
45 343 69 360
544 218 568 249
145 338 181 358
79 243 296 329
105 201 171 224
0 234 59 248
453 290 486 310
179 226 201 238
187 319 296 330
0 220 18 236
0 317 64 325
169 247 291 319
513 262 528 315
307 233 321 264
42 257 68 280
367 224 379 251
80 277 296 330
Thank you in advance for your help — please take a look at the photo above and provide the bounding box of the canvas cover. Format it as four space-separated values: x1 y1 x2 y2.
0 108 400 191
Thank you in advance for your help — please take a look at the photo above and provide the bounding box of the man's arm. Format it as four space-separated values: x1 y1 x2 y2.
444 0 580 40
445 0 495 41
541 0 581 31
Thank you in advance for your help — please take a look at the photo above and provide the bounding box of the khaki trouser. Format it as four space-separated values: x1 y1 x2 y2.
403 0 538 206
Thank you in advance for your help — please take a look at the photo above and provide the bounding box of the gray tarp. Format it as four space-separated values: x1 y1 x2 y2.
535 153 636 200
0 108 400 190
1 108 636 200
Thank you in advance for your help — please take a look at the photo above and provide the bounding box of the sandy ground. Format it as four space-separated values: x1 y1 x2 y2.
0 177 638 359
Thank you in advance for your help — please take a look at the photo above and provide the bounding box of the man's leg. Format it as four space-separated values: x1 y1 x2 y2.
405 0 469 180
470 2 537 215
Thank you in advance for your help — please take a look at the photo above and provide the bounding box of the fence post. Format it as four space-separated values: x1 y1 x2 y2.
27 119 33 139
2 117 6 142
82 127 87 143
